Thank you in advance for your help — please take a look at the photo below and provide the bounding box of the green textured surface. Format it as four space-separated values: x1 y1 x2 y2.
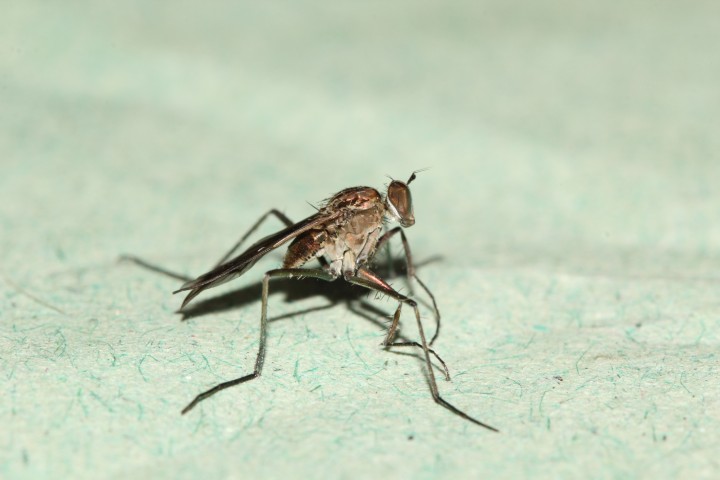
2 1 719 478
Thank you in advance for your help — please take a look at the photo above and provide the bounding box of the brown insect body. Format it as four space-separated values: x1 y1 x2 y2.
284 186 385 278
172 173 497 431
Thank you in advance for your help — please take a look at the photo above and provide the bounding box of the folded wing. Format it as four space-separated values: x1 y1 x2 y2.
174 211 339 308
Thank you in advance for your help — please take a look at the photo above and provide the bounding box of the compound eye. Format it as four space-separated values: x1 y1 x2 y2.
387 181 415 227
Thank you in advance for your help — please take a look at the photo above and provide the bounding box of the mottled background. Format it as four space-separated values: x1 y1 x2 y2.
1 1 719 478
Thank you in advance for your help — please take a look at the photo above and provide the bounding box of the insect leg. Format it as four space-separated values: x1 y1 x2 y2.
213 209 295 267
346 267 497 431
181 268 336 415
383 340 450 380
345 302 449 379
212 209 330 270
119 255 191 282
121 211 297 290
376 227 442 345
376 303 448 378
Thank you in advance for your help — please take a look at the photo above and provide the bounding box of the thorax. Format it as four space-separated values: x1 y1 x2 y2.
283 186 386 276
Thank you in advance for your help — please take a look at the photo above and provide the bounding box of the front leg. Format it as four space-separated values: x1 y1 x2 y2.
376 227 442 345
345 267 497 431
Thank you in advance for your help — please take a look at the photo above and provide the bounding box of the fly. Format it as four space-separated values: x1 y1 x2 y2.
174 172 497 432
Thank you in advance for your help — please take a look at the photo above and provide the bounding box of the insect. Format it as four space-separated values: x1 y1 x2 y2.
174 172 497 431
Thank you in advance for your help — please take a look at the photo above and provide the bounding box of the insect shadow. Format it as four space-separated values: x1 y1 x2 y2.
121 254 447 371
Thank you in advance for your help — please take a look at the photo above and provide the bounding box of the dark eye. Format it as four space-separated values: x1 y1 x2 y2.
387 181 415 227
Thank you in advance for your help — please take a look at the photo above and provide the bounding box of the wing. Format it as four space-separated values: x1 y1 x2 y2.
174 210 340 308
